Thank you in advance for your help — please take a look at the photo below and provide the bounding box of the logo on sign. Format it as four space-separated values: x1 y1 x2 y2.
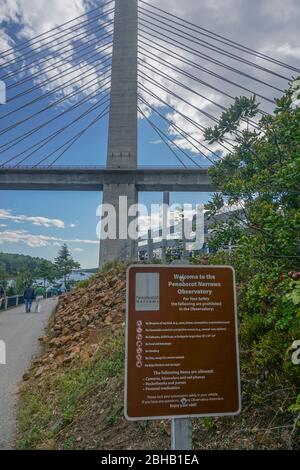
135 273 160 311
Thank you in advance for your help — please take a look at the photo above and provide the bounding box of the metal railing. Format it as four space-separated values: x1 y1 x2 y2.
0 164 212 171
0 295 24 311
0 292 54 311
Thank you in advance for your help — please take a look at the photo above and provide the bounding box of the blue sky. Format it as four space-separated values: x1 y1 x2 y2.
0 0 299 268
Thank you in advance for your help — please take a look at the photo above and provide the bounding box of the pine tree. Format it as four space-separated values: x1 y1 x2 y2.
54 244 80 286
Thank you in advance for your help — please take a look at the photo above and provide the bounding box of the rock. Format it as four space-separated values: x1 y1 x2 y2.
35 366 45 378
80 315 89 328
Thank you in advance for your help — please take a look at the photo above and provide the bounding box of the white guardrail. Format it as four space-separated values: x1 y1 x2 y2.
1 292 53 311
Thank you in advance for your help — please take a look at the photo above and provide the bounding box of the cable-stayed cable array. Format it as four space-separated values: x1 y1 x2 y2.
0 0 298 169
137 1 298 169
0 1 114 168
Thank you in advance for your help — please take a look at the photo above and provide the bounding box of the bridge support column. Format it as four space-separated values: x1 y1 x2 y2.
99 0 138 267
100 183 138 266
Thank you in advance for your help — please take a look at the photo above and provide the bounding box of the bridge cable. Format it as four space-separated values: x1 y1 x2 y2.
6 44 112 102
139 70 220 125
139 0 300 74
138 12 294 80
138 42 271 113
138 106 206 169
0 72 111 136
0 63 112 129
138 72 262 154
1 17 114 75
138 90 227 156
139 95 218 165
138 57 262 130
0 94 110 167
138 107 187 168
138 65 260 132
2 28 113 84
138 28 286 94
138 18 291 83
0 1 114 60
138 82 234 153
5 97 110 167
42 107 110 168
0 86 111 153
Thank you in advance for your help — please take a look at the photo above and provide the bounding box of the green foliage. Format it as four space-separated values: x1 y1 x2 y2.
204 96 259 143
0 252 58 294
18 335 124 450
0 252 55 277
75 272 99 290
54 244 80 284
15 270 36 294
36 259 57 289
289 394 300 414
203 82 300 434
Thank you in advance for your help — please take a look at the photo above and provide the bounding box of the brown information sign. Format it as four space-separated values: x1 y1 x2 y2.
125 265 241 420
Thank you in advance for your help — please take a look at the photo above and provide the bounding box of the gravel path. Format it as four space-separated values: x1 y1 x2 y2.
0 298 57 449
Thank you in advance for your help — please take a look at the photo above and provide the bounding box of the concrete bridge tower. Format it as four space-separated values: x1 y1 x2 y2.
99 0 138 266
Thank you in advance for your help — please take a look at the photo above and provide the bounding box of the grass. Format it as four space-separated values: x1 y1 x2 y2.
17 334 124 450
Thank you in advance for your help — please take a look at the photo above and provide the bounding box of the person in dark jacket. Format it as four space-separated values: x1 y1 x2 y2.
24 285 35 313
0 284 5 310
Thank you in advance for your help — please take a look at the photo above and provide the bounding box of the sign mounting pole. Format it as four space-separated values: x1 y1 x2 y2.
170 257 193 450
171 418 192 450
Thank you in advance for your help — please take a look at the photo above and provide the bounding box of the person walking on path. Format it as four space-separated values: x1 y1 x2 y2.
0 284 6 310
23 285 35 314
34 286 45 313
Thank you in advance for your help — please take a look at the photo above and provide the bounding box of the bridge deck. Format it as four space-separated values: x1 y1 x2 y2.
0 166 216 192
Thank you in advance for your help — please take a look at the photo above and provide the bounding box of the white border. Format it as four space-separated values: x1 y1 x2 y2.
124 264 242 421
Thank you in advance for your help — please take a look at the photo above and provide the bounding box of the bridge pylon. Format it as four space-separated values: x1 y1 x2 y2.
99 0 138 267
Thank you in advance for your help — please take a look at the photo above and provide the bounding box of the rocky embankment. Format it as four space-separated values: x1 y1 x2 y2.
27 268 126 380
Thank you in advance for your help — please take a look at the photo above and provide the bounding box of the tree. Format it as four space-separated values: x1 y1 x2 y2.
0 263 8 289
202 80 300 430
204 80 300 272
15 269 35 294
54 244 80 285
36 259 57 290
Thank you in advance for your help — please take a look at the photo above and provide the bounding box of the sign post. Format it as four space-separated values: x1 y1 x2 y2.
125 265 241 449
171 418 192 450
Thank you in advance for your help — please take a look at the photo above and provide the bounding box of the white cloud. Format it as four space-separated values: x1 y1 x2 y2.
0 209 65 228
1 0 299 164
0 229 98 248
138 0 300 160
73 247 84 252
0 0 112 104
69 223 77 228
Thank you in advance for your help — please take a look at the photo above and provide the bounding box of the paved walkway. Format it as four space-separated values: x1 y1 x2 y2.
0 298 58 449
